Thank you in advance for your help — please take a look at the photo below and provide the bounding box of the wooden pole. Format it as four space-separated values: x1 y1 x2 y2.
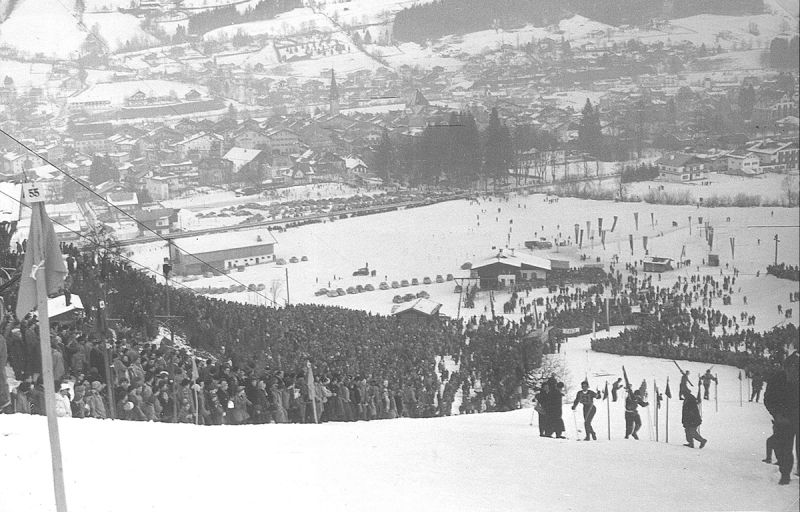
282 266 290 306
606 297 610 331
665 395 669 443
715 373 718 413
33 202 69 512
606 380 611 440
654 378 658 442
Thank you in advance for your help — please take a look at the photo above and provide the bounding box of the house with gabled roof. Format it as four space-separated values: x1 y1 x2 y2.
655 152 706 182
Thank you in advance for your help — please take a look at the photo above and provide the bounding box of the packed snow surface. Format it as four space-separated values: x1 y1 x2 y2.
1 326 797 511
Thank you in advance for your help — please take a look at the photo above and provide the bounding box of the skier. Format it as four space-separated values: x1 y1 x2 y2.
700 370 717 401
679 370 693 400
611 378 623 402
624 386 649 440
750 372 764 402
572 380 599 441
682 393 707 449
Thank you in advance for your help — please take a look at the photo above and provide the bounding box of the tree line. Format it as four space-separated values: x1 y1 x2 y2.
393 0 765 43
768 36 800 69
187 0 301 35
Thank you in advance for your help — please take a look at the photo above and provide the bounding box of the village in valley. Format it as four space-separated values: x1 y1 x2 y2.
0 1 799 511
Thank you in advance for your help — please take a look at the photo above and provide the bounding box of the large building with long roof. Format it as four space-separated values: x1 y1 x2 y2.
168 230 278 275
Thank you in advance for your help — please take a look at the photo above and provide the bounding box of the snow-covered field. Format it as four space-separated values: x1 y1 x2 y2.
623 173 800 204
1 324 797 512
203 7 335 40
127 190 800 333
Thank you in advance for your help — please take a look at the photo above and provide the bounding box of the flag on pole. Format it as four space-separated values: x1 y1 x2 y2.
574 223 580 244
603 381 609 400
191 357 199 381
611 215 618 232
634 212 639 231
688 216 692 234
16 193 68 319
642 235 648 252
579 229 584 248
730 237 735 259
650 212 654 228
600 230 606 250
598 217 603 232
665 378 672 399
629 234 634 255
738 371 742 381
680 245 686 260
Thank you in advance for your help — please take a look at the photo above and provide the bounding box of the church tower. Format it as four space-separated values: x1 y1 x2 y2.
329 69 340 115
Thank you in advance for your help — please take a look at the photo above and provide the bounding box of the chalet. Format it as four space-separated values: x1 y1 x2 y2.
470 250 551 288
185 89 202 101
655 152 706 182
747 140 798 173
169 230 277 275
345 156 368 178
135 208 178 236
265 128 301 157
232 127 270 150
725 150 761 176
198 158 233 186
171 132 223 161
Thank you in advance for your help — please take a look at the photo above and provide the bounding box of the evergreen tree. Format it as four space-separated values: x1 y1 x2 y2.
578 99 602 158
483 108 512 186
89 155 117 185
374 128 394 182
738 85 756 120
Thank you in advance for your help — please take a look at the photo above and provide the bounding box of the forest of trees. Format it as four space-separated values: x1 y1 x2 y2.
188 0 301 35
380 109 518 186
393 0 765 43
768 36 800 69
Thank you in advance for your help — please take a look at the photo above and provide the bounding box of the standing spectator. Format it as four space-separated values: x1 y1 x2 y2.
750 373 764 402
682 394 707 448
624 387 648 440
54 383 72 418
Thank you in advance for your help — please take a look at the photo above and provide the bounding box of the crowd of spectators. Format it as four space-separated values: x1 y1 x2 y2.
1 242 542 424
767 263 800 282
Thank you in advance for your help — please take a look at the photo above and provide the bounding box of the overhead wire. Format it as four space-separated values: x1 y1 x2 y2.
0 128 280 306
0 182 278 307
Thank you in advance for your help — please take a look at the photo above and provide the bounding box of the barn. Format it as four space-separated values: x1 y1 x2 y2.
470 251 551 288
169 230 278 275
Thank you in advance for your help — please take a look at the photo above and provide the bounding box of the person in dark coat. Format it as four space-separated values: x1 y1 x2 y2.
764 351 800 485
611 378 623 402
545 379 565 438
750 373 764 402
700 370 717 401
679 370 693 400
682 393 707 448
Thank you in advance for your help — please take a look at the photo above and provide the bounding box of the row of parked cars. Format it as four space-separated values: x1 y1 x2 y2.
315 274 455 298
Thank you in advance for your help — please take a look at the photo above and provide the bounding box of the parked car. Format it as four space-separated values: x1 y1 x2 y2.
411 278 419 286
336 288 346 296
352 267 369 276
289 256 299 263
276 258 287 265
346 286 357 294
422 277 432 284
436 275 444 283
416 290 430 299
400 279 409 287
364 284 375 291
393 295 404 304
391 281 400 289
379 282 390 290
315 288 328 296
403 293 416 302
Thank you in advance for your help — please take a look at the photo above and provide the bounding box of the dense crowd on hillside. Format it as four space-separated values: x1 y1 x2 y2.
0 244 541 423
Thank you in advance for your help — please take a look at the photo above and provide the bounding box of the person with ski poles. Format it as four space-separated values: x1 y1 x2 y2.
572 379 599 441
624 385 649 440
700 369 717 401
679 370 693 400
611 378 623 402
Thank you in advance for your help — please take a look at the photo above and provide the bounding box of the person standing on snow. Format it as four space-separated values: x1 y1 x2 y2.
682 393 707 448
700 370 717 401
611 378 623 402
679 370 693 400
624 387 649 440
572 380 599 441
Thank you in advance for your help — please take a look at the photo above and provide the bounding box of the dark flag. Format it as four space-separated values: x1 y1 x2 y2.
574 223 580 244
634 212 639 231
629 234 634 255
688 216 692 234
579 229 584 248
665 378 672 399
611 215 618 232
730 237 735 259
738 371 742 381
642 235 648 252
600 229 606 250
603 381 609 400
650 212 654 228
598 217 603 232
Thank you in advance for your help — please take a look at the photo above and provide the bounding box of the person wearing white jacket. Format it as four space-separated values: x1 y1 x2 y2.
54 383 72 418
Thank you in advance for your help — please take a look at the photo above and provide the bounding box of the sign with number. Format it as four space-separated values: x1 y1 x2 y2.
22 183 45 203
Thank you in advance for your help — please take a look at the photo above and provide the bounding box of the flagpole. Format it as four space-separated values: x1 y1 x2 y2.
714 373 718 413
654 378 658 442
606 380 611 440
665 394 669 444
739 373 743 407
32 200 69 512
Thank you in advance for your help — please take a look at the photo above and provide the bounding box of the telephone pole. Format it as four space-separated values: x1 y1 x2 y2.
774 234 779 266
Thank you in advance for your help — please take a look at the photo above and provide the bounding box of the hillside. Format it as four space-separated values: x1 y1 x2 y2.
1 327 796 512
0 0 156 59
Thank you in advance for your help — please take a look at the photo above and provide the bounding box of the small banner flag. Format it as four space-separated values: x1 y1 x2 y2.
738 371 742 381
708 226 714 250
598 217 603 232
650 212 654 228
680 245 686 260
603 381 609 400
688 216 692 234
698 216 703 225
642 236 648 252
574 223 580 244
611 215 618 232
730 237 735 259
629 234 634 255
634 212 639 231
665 378 672 399
579 229 584 249
601 229 606 250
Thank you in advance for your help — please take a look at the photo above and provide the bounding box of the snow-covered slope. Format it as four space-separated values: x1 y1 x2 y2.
1 327 796 512
0 0 156 58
